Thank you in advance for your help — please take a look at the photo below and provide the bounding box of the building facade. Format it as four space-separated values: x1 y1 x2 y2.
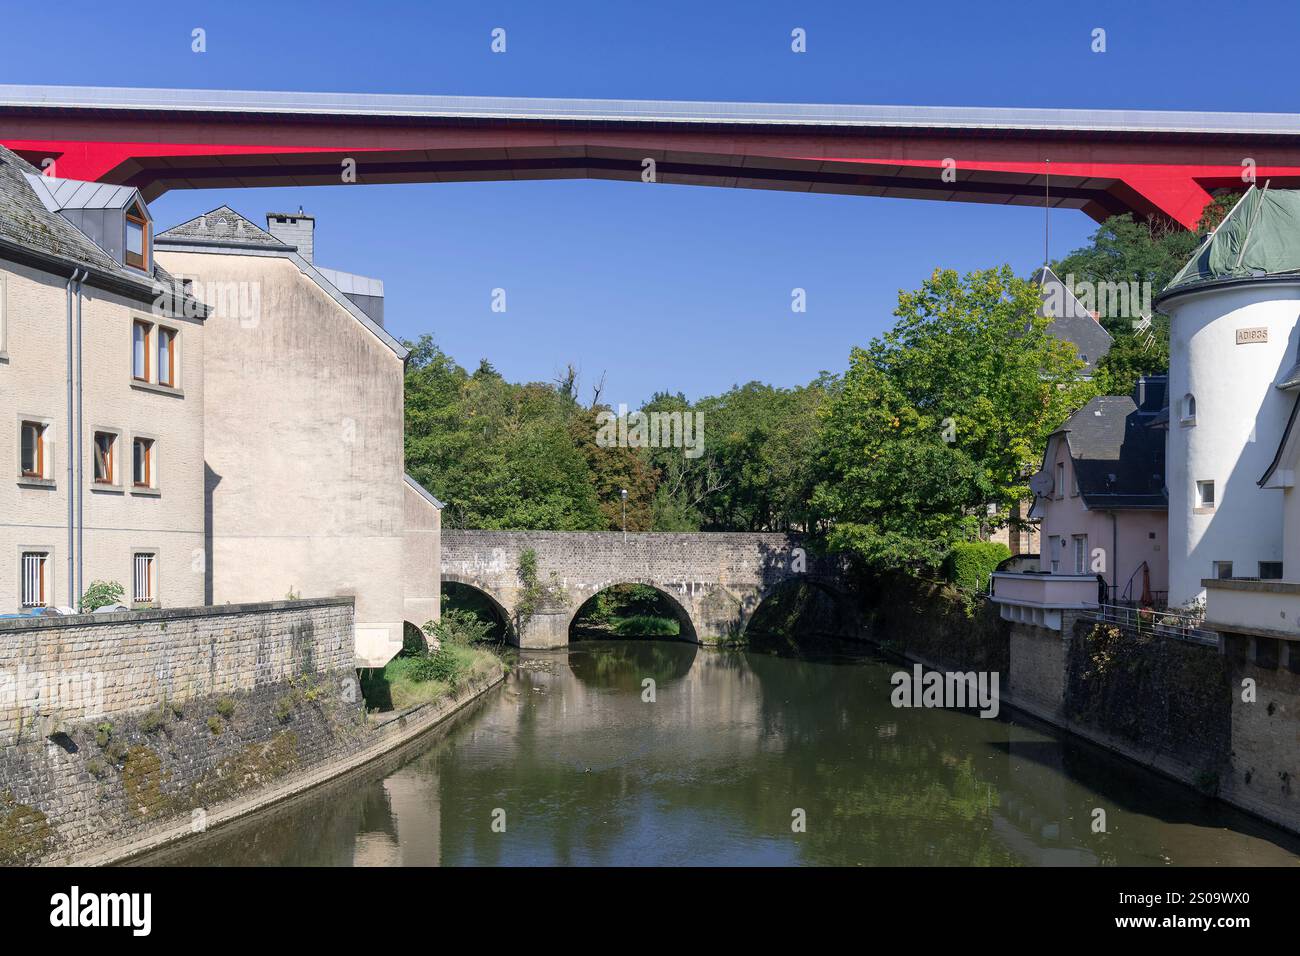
154 207 439 666
0 145 441 665
0 146 207 615
992 377 1168 628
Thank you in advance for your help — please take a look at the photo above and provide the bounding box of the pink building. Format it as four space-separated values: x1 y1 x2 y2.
993 377 1169 627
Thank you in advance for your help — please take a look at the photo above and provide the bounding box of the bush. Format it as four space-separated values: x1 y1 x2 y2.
79 580 125 613
942 541 1012 594
407 648 464 686
429 608 493 647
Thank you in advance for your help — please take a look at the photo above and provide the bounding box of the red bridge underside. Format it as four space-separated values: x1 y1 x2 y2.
6 110 1300 228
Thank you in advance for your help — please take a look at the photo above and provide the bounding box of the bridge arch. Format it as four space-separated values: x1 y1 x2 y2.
567 580 699 643
742 577 862 650
440 574 514 640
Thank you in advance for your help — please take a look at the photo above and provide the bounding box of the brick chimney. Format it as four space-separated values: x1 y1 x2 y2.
266 208 314 262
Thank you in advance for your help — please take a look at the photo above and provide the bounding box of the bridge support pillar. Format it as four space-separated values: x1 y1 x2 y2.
515 607 573 649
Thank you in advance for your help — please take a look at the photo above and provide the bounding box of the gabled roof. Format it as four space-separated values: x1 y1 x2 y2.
0 144 202 313
1037 386 1167 511
1160 185 1300 301
1032 265 1113 376
155 204 407 359
158 205 289 248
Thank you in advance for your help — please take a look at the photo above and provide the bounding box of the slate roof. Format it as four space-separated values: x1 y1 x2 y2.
155 204 407 359
1051 389 1167 510
157 205 291 248
1032 265 1114 376
0 144 202 313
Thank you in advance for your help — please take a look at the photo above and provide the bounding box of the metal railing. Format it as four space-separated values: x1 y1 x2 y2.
1100 585 1168 608
1085 602 1218 646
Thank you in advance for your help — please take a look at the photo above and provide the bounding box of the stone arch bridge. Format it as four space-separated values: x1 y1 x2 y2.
440 531 854 648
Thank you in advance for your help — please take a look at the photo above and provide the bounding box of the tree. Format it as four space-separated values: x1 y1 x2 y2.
813 266 1093 569
1050 194 1241 395
402 335 605 530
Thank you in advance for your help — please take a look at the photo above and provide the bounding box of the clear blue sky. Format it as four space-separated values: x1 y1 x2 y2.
4 0 1295 405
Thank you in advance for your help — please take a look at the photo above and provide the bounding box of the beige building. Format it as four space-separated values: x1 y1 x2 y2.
155 207 440 666
0 146 208 615
0 144 441 665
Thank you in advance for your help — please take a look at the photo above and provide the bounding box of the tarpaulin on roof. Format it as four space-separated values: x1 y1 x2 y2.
1165 186 1300 293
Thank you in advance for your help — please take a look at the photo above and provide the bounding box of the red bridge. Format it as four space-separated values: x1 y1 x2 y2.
5 85 1300 228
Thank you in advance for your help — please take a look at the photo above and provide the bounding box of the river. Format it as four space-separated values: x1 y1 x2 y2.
133 640 1300 866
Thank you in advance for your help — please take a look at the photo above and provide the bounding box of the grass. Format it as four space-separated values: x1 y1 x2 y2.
612 615 680 637
361 643 499 712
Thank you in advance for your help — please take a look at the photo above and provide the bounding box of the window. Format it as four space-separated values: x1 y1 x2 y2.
1260 561 1284 580
1056 462 1065 497
157 328 176 387
1073 535 1089 574
132 320 151 381
1196 480 1216 509
1181 393 1197 424
133 552 155 604
19 421 44 478
93 431 116 484
125 202 149 271
1213 561 1234 580
133 438 153 488
20 552 47 607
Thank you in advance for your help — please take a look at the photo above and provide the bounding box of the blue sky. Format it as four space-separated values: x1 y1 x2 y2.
4 0 1295 405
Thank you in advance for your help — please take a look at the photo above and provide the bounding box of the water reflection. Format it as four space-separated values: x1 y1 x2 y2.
132 641 1300 867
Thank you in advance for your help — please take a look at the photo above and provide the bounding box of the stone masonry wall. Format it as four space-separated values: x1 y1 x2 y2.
0 598 365 865
1220 634 1300 833
1062 619 1231 793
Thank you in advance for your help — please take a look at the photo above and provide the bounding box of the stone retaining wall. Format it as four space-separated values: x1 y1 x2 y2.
0 599 367 865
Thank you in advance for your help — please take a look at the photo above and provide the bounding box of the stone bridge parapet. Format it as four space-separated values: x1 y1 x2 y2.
440 530 850 648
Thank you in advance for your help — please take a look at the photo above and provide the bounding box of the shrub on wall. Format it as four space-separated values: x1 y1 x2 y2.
942 542 1011 594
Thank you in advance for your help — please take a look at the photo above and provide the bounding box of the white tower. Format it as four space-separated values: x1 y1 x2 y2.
1158 187 1300 609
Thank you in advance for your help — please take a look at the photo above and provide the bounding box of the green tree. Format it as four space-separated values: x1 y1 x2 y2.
402 336 604 530
813 266 1093 569
1050 194 1241 395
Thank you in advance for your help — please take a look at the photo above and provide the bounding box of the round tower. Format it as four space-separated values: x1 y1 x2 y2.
1161 278 1300 609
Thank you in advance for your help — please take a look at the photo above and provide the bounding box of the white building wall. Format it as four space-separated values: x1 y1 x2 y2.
155 250 408 665
1165 281 1300 608
0 259 206 612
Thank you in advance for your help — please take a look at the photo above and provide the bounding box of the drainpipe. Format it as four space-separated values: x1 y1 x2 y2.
1111 511 1119 602
74 271 86 607
65 270 82 608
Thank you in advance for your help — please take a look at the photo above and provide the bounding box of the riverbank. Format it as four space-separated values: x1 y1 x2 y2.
94 664 506 867
0 599 509 867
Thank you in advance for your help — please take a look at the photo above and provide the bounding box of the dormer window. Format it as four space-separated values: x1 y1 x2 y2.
125 200 149 271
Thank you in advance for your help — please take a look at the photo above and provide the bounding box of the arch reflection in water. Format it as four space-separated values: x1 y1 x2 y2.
130 641 1300 867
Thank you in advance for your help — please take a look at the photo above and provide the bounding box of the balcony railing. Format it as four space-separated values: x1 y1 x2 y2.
1084 602 1218 646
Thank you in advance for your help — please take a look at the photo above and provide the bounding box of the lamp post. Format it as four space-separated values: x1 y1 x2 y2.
621 488 628 541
